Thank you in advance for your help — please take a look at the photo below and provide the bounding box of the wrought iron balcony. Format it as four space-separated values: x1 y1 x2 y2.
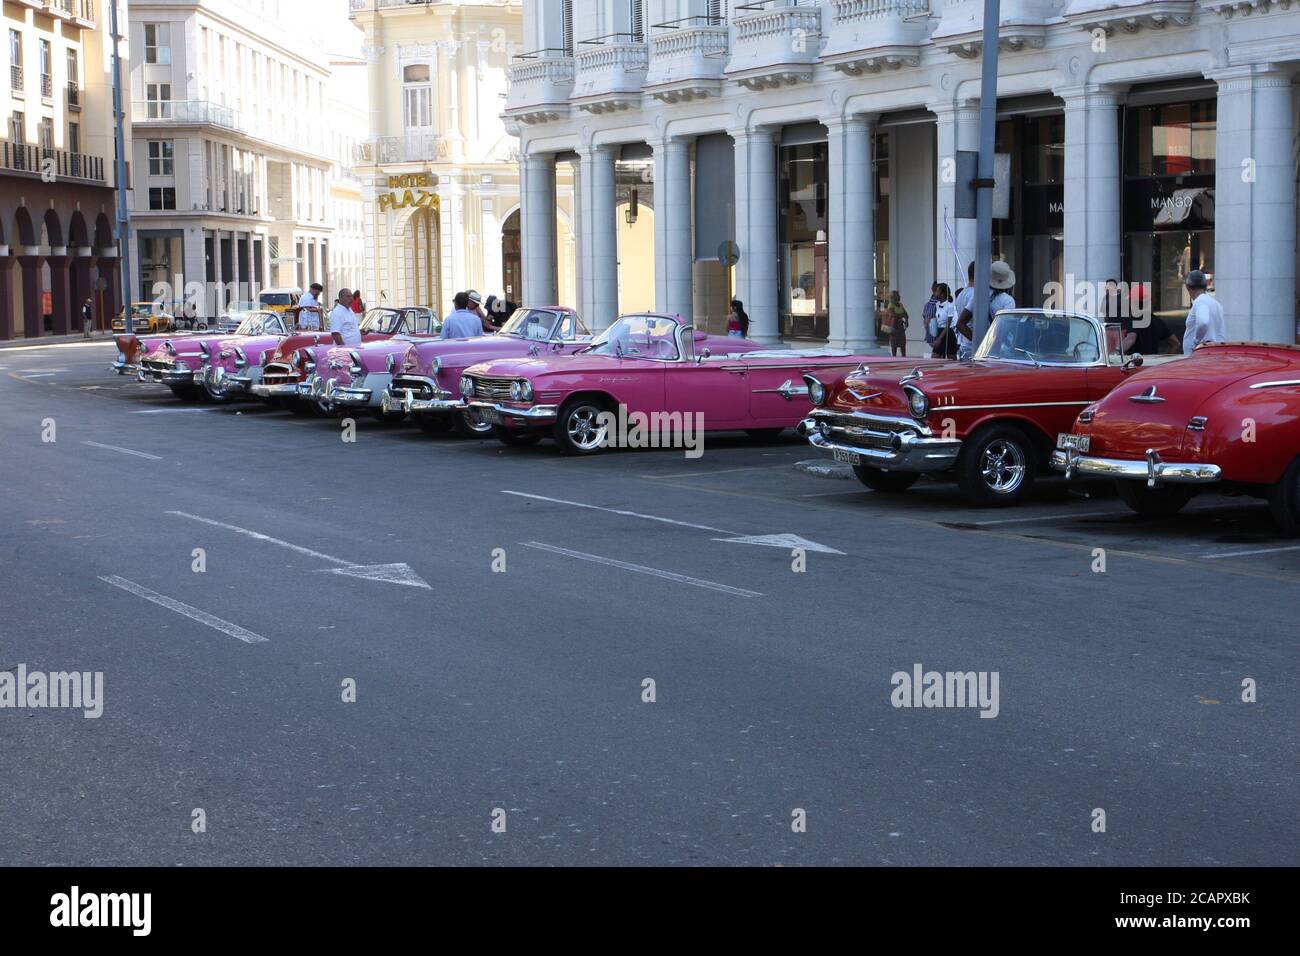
821 0 932 74
67 83 80 110
40 72 53 98
354 133 447 165
572 34 649 114
644 17 730 103
725 0 823 91
0 140 105 182
505 49 576 125
9 65 22 93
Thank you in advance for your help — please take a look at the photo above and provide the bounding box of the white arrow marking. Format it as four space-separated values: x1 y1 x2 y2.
713 533 845 555
314 563 431 589
167 511 430 587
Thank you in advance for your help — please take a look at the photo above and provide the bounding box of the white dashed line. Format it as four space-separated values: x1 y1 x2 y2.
522 541 762 597
502 490 738 535
1202 544 1300 560
98 575 268 644
81 441 163 460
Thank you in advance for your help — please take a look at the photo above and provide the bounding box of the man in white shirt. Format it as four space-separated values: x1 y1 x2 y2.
1182 270 1226 354
953 262 976 360
330 289 362 346
294 283 324 330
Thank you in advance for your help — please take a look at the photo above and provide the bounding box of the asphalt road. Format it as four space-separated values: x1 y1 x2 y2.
1 340 1296 866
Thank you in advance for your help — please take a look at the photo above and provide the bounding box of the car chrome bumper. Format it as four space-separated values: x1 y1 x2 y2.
300 374 380 408
466 400 558 426
382 383 459 415
201 365 254 394
111 360 138 375
251 381 303 398
1050 448 1222 487
137 365 194 386
797 413 962 472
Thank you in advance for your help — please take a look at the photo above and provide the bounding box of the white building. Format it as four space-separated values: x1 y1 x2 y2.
349 0 576 316
127 0 367 318
506 0 1299 348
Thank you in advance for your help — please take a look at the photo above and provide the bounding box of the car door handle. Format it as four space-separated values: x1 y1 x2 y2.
752 379 809 401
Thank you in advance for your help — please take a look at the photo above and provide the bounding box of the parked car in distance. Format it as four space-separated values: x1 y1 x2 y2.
258 287 302 316
383 306 595 437
139 311 291 402
460 312 858 454
1052 342 1300 530
218 300 260 333
798 309 1172 506
112 302 174 334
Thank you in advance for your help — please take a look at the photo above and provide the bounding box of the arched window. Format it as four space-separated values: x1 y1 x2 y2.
403 63 431 130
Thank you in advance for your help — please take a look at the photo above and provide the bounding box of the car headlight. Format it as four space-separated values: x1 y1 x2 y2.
234 347 247 366
804 374 826 407
386 353 396 373
431 356 443 376
904 385 930 419
460 375 474 397
510 379 534 402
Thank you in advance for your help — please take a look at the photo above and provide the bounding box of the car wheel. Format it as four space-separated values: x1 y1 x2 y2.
415 414 451 435
1267 456 1300 534
285 398 317 417
372 407 404 423
554 398 610 455
168 385 203 402
852 465 919 493
451 410 493 439
956 423 1036 507
1115 480 1196 517
745 428 785 441
202 381 233 404
493 425 542 447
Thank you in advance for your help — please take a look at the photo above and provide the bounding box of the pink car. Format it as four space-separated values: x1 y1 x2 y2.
461 312 868 454
380 307 595 437
133 312 294 401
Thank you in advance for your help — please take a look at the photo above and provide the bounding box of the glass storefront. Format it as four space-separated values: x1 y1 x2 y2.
1122 99 1216 340
778 142 828 339
874 132 890 338
992 114 1065 309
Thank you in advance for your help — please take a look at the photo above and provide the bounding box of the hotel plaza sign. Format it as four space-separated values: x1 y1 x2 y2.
377 173 440 213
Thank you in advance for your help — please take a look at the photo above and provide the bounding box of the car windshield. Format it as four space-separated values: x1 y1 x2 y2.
587 314 681 361
974 312 1102 366
130 305 154 317
500 309 565 341
361 309 403 334
259 292 296 307
234 313 283 336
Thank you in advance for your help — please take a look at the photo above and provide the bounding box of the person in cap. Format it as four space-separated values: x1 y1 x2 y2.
294 283 325 330
466 289 496 332
1182 270 1225 354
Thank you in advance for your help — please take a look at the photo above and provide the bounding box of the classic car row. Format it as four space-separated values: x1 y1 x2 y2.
108 306 1300 532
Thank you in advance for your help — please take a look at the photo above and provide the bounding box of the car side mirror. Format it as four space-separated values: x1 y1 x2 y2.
1123 353 1144 370
696 347 710 364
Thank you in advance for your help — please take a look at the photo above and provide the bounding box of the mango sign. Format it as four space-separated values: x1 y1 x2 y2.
377 173 439 212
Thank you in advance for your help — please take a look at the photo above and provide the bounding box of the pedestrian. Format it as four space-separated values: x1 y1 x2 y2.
953 262 977 361
329 289 362 346
441 291 486 339
726 299 750 338
1182 270 1226 354
294 283 324 330
882 290 910 356
350 289 365 314
82 297 93 338
922 282 940 348
988 261 1016 322
930 283 957 359
466 289 496 332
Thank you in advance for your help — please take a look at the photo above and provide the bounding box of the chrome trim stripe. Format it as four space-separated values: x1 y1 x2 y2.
938 400 1092 412
716 362 861 372
1249 380 1300 390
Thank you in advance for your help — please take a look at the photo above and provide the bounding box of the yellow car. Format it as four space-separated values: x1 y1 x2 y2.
112 302 175 334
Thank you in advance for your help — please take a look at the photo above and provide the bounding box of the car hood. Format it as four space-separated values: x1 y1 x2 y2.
464 352 669 380
397 334 592 375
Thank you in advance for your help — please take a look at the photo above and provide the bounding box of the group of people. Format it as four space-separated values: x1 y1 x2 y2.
440 290 519 339
290 283 364 346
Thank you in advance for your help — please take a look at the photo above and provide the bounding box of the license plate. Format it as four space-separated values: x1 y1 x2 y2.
1057 433 1090 453
476 406 502 426
832 448 862 466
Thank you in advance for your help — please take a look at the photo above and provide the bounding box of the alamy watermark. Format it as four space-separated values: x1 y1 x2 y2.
595 404 705 459
890 664 1000 719
0 664 103 718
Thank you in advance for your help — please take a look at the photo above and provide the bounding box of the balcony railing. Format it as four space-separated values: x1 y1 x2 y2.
354 133 447 165
9 65 22 92
67 83 80 109
822 0 931 74
726 0 823 90
505 49 576 125
0 141 105 182
132 99 246 131
645 18 730 102
75 0 95 23
572 34 649 113
47 0 73 17
40 73 53 98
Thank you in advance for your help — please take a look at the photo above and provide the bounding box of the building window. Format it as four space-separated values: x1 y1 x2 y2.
39 116 53 150
68 121 79 154
403 64 432 129
66 49 79 107
991 114 1066 312
38 39 51 98
562 0 573 54
629 0 644 41
707 0 727 24
149 187 177 210
148 140 174 175
9 30 22 92
10 110 24 145
144 24 172 65
779 141 828 340
146 83 172 118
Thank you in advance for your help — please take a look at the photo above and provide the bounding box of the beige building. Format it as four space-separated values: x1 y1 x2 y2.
1 0 129 339
126 0 367 319
350 0 574 316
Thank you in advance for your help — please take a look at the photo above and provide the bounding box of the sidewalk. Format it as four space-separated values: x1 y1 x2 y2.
0 331 118 350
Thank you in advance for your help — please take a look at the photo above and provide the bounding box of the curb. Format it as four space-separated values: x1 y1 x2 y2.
795 459 854 480
0 335 117 351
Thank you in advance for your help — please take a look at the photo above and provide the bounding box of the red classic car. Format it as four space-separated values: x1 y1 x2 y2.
381 307 594 437
459 312 863 454
798 309 1163 505
1052 342 1300 530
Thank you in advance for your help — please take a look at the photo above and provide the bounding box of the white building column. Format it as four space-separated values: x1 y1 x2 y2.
579 144 618 331
212 229 224 316
733 127 779 344
930 101 980 289
1057 84 1122 296
1209 64 1296 343
653 136 693 321
826 115 875 351
520 151 558 307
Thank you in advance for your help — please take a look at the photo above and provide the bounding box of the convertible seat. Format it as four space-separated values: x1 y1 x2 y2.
718 348 858 361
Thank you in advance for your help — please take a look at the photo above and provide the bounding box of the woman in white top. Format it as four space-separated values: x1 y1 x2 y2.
931 283 957 359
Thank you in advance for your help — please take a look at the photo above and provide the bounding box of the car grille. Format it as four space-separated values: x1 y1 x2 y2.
262 362 298 384
819 414 920 452
392 375 438 399
466 375 515 402
142 358 176 372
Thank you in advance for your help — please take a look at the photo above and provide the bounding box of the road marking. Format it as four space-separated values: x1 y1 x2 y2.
98 575 268 644
167 511 432 587
521 541 762 597
502 490 739 534
637 464 791 479
1202 544 1300 560
968 510 1128 525
82 440 163 460
130 406 214 414
19 368 68 373
19 373 55 378
714 533 845 555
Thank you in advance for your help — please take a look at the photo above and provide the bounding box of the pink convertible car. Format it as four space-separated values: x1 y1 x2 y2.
134 311 300 402
461 312 868 454
379 307 595 437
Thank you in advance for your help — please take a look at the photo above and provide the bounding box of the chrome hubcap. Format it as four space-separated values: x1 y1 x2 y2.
981 439 1026 494
463 412 491 434
567 406 607 450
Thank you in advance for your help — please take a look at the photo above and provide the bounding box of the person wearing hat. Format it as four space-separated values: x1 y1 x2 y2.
466 289 496 332
954 260 1015 360
988 260 1016 324
293 283 325 331
1182 270 1225 354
